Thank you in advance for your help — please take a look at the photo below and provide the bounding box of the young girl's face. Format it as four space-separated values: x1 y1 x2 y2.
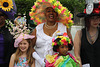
58 45 68 56
18 39 29 53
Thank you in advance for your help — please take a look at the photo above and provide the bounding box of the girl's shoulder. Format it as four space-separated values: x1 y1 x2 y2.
11 53 16 59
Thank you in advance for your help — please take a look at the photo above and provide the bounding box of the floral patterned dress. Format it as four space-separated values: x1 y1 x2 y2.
14 57 29 67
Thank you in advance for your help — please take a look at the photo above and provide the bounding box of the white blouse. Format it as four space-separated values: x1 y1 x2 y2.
35 22 67 67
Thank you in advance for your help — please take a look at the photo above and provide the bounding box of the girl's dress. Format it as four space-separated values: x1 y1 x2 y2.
35 22 67 67
14 57 29 67
45 52 79 67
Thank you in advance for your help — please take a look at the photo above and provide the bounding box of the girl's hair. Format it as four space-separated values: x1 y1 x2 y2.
53 37 73 52
14 39 34 66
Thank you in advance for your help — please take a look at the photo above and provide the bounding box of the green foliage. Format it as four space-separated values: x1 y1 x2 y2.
15 0 35 20
59 0 85 13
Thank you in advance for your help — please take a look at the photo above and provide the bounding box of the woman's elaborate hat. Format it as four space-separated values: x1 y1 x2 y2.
77 0 100 17
0 0 17 19
29 0 73 28
6 19 35 48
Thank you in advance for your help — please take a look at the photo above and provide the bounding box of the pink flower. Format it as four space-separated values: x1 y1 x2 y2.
32 5 36 9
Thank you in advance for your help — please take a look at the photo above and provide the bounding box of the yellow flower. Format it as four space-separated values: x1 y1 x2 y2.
0 0 13 11
46 54 58 63
48 0 53 3
58 9 61 14
54 56 64 67
68 20 73 23
38 0 42 2
54 2 58 6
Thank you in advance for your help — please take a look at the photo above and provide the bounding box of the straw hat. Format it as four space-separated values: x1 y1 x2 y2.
29 0 74 28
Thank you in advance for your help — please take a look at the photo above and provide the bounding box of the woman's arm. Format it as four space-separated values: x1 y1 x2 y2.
74 30 82 67
31 28 45 66
31 28 36 48
9 53 16 67
67 28 73 41
31 58 35 67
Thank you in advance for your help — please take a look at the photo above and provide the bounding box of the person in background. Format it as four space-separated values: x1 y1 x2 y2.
29 0 74 67
74 1 100 67
0 0 16 67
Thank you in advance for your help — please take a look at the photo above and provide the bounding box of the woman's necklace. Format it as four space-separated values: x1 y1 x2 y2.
45 22 57 29
86 28 98 44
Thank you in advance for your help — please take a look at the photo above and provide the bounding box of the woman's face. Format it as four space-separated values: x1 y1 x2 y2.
58 45 68 56
90 16 100 28
45 7 58 22
0 12 6 27
18 39 29 53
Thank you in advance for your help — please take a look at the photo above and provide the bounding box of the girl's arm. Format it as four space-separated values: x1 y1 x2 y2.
9 53 16 67
74 30 82 67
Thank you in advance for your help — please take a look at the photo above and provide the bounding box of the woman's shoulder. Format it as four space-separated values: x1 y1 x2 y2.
67 52 80 63
36 23 44 28
58 22 66 27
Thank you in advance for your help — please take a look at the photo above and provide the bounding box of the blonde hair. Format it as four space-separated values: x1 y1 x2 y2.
14 39 34 66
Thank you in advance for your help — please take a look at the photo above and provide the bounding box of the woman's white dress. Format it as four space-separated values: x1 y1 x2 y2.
35 22 67 67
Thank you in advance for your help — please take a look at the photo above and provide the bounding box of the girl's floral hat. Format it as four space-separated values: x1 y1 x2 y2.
0 0 17 20
6 20 35 48
14 33 35 47
29 0 73 28
52 32 71 46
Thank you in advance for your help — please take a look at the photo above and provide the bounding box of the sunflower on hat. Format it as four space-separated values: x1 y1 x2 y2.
29 0 74 28
0 0 13 11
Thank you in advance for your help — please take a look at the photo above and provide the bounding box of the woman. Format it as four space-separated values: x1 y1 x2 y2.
74 2 100 67
0 0 16 67
29 0 73 67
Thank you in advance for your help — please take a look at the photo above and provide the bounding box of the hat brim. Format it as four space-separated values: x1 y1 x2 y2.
77 13 100 18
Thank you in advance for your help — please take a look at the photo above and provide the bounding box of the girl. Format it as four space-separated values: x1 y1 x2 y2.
9 33 35 67
45 32 80 67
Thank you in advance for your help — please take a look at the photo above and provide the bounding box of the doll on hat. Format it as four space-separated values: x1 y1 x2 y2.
45 32 80 67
